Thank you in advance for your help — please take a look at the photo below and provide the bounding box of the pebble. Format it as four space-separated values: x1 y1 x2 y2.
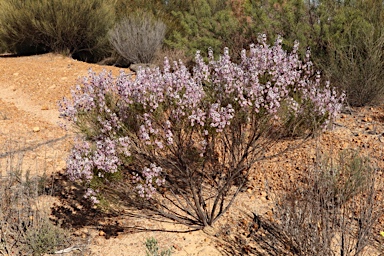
173 244 182 251
204 237 211 242
99 230 106 236
32 127 40 132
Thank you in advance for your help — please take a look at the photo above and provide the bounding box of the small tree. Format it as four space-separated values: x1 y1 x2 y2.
109 11 166 64
59 36 343 228
276 150 381 255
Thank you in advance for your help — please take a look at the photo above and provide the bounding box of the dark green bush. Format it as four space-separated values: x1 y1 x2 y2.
112 0 171 21
164 0 315 61
312 0 384 106
0 0 115 61
321 28 384 106
0 41 6 54
165 0 243 59
243 0 312 49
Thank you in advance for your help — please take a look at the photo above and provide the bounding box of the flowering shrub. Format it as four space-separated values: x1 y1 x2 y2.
59 35 344 228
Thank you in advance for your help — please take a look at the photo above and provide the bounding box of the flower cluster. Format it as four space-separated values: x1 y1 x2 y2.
209 103 235 132
59 35 344 200
66 139 93 181
84 188 100 205
133 164 166 199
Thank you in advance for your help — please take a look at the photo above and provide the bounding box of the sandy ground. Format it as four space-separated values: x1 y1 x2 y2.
0 53 383 255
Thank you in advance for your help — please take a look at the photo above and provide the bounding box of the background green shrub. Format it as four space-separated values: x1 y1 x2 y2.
164 0 243 60
0 0 115 61
243 0 312 49
320 28 384 107
312 0 384 106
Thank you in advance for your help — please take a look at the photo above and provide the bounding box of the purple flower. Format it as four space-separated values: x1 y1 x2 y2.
59 35 344 201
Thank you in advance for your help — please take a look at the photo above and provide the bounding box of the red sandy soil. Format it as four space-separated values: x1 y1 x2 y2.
0 53 383 255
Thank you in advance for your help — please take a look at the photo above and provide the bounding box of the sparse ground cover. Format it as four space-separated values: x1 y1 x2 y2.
0 53 384 255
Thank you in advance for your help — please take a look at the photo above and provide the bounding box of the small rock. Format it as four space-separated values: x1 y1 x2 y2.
48 85 56 89
73 230 82 236
13 72 19 76
239 219 248 227
259 191 267 197
41 105 49 110
32 127 40 132
365 125 373 131
266 210 274 221
99 230 106 236
204 237 211 243
61 77 68 80
173 244 182 251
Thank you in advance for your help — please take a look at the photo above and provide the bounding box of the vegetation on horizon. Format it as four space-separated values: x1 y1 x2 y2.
0 0 383 105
